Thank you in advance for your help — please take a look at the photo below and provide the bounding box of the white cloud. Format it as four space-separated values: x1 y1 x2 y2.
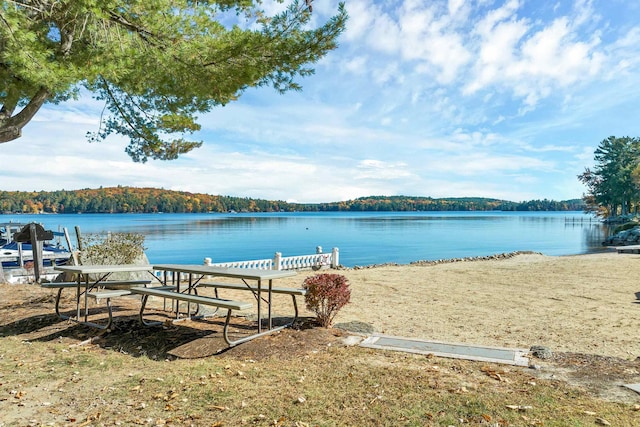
343 55 368 75
343 0 375 42
354 159 412 180
367 12 401 53
448 0 465 17
464 0 605 108
372 62 401 85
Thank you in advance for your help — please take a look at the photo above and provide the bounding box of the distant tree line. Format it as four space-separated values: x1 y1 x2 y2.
0 187 585 214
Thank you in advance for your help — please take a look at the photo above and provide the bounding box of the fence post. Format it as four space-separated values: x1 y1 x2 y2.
273 252 282 270
29 223 43 282
331 247 339 268
75 225 83 250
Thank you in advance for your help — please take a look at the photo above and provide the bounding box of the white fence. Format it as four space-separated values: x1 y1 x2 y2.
204 246 339 271
150 247 339 282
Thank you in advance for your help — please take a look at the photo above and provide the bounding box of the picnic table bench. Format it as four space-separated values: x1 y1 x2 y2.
198 281 306 325
41 279 152 330
129 286 253 346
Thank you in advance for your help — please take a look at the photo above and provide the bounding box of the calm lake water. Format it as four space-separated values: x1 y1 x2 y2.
1 211 609 267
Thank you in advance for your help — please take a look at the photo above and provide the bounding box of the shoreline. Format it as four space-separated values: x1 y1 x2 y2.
343 249 616 269
346 250 545 269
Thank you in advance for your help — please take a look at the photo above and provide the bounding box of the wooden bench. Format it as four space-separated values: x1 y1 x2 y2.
197 282 306 327
129 287 253 346
40 280 153 330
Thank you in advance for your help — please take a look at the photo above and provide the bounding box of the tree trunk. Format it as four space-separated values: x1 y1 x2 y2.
0 87 50 143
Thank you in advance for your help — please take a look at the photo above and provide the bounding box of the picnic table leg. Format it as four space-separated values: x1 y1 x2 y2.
83 275 89 323
54 288 71 321
257 279 262 333
268 279 273 330
76 276 82 322
80 298 115 330
138 294 163 326
222 308 287 347
290 294 299 324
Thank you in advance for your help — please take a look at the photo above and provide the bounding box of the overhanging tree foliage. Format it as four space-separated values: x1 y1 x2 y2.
578 136 640 218
0 0 347 161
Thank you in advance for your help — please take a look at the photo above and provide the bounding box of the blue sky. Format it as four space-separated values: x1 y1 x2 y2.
3 0 640 203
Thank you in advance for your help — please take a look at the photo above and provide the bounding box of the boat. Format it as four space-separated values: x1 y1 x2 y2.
0 222 73 268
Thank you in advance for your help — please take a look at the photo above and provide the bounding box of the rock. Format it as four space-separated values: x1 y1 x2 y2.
342 335 364 346
334 321 377 335
530 345 553 359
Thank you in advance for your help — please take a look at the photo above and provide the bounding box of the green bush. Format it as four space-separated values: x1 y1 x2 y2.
79 232 146 265
302 273 351 328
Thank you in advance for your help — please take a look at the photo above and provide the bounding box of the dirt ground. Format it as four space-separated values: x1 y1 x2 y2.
2 252 640 404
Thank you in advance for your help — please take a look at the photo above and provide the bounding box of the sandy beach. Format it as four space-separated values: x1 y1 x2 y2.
266 251 640 360
2 251 639 360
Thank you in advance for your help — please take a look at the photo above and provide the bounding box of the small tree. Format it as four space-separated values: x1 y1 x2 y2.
302 273 351 328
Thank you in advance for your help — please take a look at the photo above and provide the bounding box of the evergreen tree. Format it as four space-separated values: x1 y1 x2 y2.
0 1 346 161
578 136 640 218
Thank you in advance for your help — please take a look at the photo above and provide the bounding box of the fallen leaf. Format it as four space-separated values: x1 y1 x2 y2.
506 405 532 411
165 392 178 401
481 366 506 381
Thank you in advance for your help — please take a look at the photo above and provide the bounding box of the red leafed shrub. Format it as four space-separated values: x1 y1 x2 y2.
302 273 351 328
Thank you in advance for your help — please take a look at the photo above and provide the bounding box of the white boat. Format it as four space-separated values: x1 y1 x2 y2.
0 223 72 267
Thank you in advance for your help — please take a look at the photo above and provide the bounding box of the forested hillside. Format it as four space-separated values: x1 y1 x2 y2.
0 187 585 214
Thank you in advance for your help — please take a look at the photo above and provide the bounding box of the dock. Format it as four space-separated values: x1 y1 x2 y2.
615 245 640 254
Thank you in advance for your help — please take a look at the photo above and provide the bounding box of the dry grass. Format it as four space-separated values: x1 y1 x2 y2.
3 252 640 426
2 336 639 426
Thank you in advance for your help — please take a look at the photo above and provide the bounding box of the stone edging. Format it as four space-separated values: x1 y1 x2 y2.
343 250 543 270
